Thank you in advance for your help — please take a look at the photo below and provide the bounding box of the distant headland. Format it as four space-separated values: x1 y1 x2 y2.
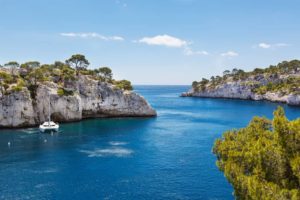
182 60 300 106
0 54 156 128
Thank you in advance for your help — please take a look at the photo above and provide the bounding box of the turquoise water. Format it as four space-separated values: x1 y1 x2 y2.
1 85 300 200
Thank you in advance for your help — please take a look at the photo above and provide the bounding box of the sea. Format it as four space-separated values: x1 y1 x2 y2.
1 85 300 200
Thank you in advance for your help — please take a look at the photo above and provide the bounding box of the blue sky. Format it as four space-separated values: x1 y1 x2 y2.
1 0 300 84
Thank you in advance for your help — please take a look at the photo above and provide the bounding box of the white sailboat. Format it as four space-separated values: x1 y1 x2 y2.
39 94 59 132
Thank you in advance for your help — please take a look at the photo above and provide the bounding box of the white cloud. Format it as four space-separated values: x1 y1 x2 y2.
257 42 289 49
138 34 188 48
259 43 271 49
60 32 124 41
137 34 209 56
184 47 208 56
221 51 239 57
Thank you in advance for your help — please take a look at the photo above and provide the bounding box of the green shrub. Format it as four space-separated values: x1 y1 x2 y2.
57 88 64 96
252 77 300 95
213 107 300 200
114 80 133 91
57 88 74 96
253 86 267 94
79 69 94 75
17 78 25 87
11 85 23 92
0 71 14 84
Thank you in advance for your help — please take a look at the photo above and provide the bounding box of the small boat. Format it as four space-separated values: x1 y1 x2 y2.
39 94 59 133
39 121 59 132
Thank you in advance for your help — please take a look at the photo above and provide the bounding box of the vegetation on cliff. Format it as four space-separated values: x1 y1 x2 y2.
213 107 300 199
192 60 300 95
0 54 133 97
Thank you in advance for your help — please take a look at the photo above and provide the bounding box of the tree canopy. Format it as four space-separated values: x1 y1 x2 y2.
213 107 300 200
65 54 90 72
114 80 133 91
0 55 133 96
20 61 40 69
99 67 113 81
4 61 20 76
4 61 19 68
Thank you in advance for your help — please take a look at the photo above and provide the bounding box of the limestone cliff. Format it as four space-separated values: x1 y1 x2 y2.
0 76 156 128
182 60 300 106
182 80 300 106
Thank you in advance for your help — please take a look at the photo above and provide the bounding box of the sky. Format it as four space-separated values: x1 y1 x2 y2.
0 0 300 85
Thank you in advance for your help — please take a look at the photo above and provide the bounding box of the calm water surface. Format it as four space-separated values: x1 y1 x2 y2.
1 85 300 200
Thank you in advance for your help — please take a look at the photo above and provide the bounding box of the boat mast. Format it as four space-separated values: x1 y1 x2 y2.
48 93 51 123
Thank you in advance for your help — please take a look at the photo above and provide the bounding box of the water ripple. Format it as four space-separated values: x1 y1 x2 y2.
79 147 133 157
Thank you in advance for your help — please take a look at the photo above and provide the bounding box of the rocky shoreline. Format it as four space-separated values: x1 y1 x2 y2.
0 76 156 128
181 89 300 106
182 62 300 106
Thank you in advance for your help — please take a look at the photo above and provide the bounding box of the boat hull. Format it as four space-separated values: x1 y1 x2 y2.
39 124 59 133
39 127 59 133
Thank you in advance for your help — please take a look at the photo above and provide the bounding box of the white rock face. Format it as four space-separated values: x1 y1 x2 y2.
78 76 155 117
287 95 300 105
182 80 300 106
0 76 156 128
189 82 253 99
35 84 82 123
0 90 36 127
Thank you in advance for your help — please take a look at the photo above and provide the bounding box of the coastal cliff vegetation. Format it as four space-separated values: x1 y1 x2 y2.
213 107 300 200
0 54 133 98
0 54 156 128
183 60 300 105
192 60 300 95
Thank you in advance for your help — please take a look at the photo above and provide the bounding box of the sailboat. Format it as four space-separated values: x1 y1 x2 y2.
39 94 59 132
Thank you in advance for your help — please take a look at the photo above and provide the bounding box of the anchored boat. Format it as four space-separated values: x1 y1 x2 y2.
39 121 59 132
39 94 59 133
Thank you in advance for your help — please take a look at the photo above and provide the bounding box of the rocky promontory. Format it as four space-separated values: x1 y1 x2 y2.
182 60 300 106
0 55 156 128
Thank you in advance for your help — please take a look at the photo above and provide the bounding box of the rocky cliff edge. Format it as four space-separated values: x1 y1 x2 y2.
0 76 156 128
